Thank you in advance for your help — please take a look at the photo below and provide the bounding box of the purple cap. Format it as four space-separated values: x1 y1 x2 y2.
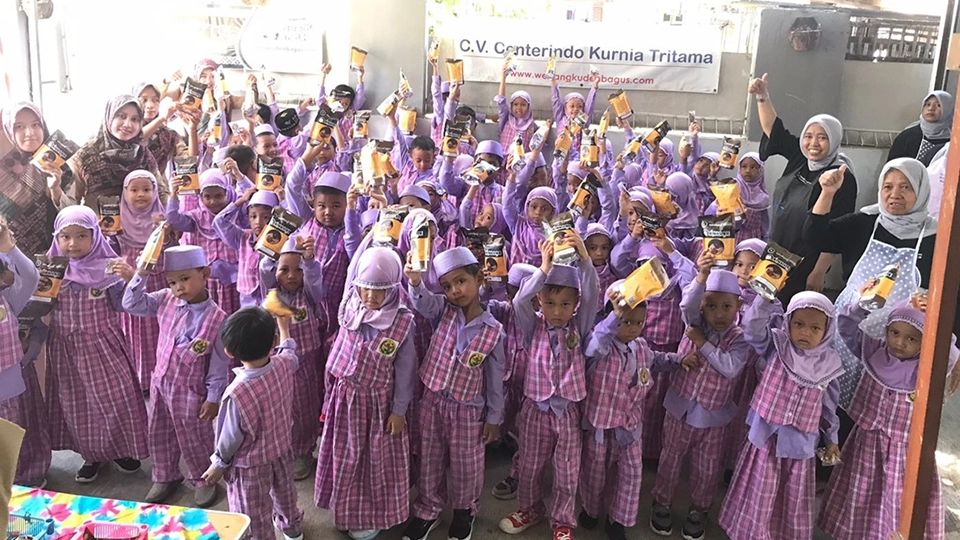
314 171 351 193
441 81 451 94
434 246 478 278
568 162 588 181
534 153 547 168
416 179 445 196
545 264 580 290
584 223 611 241
254 124 276 137
400 184 431 205
476 140 504 159
888 301 925 332
213 146 231 164
164 245 208 272
454 155 474 175
508 263 538 288
476 112 487 123
250 190 280 208
280 237 302 255
705 269 741 296
361 208 379 229
735 239 766 258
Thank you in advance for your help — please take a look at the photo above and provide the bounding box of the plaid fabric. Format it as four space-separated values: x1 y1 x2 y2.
208 279 240 316
719 437 815 540
299 219 349 340
523 317 587 403
596 264 618 312
516 397 581 529
186 209 240 266
47 284 149 461
651 411 725 510
848 357 915 442
641 341 679 460
0 362 51 482
0 162 56 256
818 424 944 540
413 389 485 518
736 208 769 244
326 311 415 386
465 182 504 222
499 122 534 155
120 244 165 389
723 354 761 471
670 329 745 412
291 346 323 457
0 296 21 371
642 280 685 347
236 232 262 297
751 355 825 434
282 288 324 356
314 375 410 530
579 429 643 527
226 451 303 540
146 126 181 174
227 351 296 467
584 341 652 432
419 304 502 402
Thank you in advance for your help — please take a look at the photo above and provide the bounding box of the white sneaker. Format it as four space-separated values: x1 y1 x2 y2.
349 530 380 540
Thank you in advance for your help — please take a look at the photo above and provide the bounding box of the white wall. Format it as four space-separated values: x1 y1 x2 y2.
840 60 934 131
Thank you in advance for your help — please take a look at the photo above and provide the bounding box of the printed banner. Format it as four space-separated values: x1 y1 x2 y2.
441 18 723 94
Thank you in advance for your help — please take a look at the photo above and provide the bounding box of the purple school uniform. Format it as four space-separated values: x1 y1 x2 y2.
213 203 268 308
214 340 304 540
118 244 166 389
440 160 503 222
315 311 416 530
390 125 442 193
495 94 535 152
551 85 598 161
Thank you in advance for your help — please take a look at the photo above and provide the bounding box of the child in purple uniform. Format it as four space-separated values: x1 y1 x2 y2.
214 188 279 308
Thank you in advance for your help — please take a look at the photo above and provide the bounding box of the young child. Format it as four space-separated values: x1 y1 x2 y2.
120 245 229 507
496 62 535 151
398 184 432 210
719 292 843 539
45 205 149 482
663 172 700 239
818 298 954 539
505 187 557 268
460 184 509 238
642 139 680 186
390 116 440 192
429 54 450 148
583 224 617 315
402 247 505 540
259 237 326 481
551 72 600 161
213 188 278 308
166 169 241 314
734 152 770 242
650 266 751 539
315 247 416 540
441 141 505 222
203 307 304 540
500 238 599 540
690 152 719 214
318 62 366 143
0 223 46 487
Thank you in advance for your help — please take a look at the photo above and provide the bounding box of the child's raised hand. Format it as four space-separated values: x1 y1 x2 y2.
321 63 332 75
538 239 555 275
297 235 316 260
680 352 701 371
299 96 316 112
568 233 588 261
404 251 422 287
608 289 627 318
686 326 707 349
483 423 500 446
678 140 692 160
198 401 219 421
386 413 406 435
650 234 674 256
201 464 224 484
346 185 360 209
0 223 16 253
859 278 878 296
652 169 668 187
689 122 701 136
110 260 136 282
696 250 716 280
590 71 601 88
239 187 256 204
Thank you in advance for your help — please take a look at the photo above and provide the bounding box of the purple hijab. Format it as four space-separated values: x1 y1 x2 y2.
48 205 122 288
508 91 535 132
195 169 237 239
657 139 675 170
514 187 557 258
775 292 842 385
736 152 770 211
486 202 509 237
118 169 164 250
623 163 644 188
398 208 444 293
339 247 404 332
692 151 719 191
665 172 699 231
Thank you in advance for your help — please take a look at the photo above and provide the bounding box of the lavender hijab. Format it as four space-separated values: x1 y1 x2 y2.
664 172 699 231
195 169 238 240
515 186 557 256
398 208 443 293
736 152 770 211
339 247 404 332
48 205 122 288
118 170 163 250
775 291 843 385
508 91 535 132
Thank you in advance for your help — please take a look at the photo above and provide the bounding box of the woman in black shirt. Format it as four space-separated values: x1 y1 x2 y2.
749 73 858 303
887 91 953 166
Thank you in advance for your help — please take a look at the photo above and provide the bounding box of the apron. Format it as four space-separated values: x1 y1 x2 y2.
834 220 924 409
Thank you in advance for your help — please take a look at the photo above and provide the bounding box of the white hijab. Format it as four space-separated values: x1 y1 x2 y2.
919 91 954 140
861 157 937 239
802 114 845 172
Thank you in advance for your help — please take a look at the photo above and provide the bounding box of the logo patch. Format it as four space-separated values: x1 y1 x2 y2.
89 288 104 299
378 338 398 356
191 339 209 355
907 391 916 403
293 307 308 322
639 367 650 386
566 331 579 350
467 351 485 368
0 305 7 323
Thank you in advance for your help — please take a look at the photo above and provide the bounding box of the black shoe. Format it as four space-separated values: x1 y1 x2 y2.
114 458 141 473
402 517 439 540
448 509 474 540
649 502 673 536
578 510 599 530
605 520 627 540
681 509 706 540
75 462 101 483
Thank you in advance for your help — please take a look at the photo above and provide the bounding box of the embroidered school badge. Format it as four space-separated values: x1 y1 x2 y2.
907 391 916 403
0 305 7 323
378 338 398 356
639 367 650 386
566 332 579 350
294 307 308 322
89 288 104 299
191 339 209 355
467 352 486 368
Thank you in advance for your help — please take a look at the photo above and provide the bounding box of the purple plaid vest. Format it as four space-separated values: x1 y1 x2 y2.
524 316 587 403
227 351 296 467
419 304 502 402
327 310 415 390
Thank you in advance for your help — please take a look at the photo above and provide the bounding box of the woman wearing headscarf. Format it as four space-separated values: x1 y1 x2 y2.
69 95 165 209
133 81 200 178
888 91 954 166
1 102 71 255
749 72 858 303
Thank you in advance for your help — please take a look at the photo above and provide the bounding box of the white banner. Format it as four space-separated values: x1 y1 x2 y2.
441 18 723 94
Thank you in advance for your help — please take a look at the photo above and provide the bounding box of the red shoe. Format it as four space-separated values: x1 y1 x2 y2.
552 526 574 540
499 511 541 534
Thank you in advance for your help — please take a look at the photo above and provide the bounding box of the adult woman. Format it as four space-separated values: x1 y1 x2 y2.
1 102 71 255
69 95 165 209
887 91 954 166
133 82 198 177
749 72 858 303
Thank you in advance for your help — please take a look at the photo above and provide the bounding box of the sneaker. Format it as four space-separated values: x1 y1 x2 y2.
492 475 519 500
499 511 541 534
194 483 218 508
280 530 303 540
114 458 141 473
348 530 380 540
649 502 673 536
402 517 439 540
578 510 598 530
19 477 47 489
552 526 574 540
144 481 179 503
75 462 100 483
681 509 705 540
605 520 627 540
448 509 474 540
293 456 315 481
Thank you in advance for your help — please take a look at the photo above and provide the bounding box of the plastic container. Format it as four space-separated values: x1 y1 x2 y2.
69 522 149 540
7 514 55 540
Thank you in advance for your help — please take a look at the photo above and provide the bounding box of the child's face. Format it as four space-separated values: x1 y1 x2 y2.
314 192 347 228
276 253 304 291
247 205 272 237
138 88 161 123
12 109 44 153
886 321 922 360
616 305 647 343
527 199 553 225
255 134 278 158
439 267 482 310
530 166 549 189
56 225 94 259
565 98 584 118
110 104 142 142
399 195 430 210
538 286 579 328
701 291 741 333
694 158 711 178
656 149 668 167
422 185 441 208
475 204 496 229
566 174 580 195
199 68 215 87
739 157 762 183
411 148 435 172
332 95 353 111
201 186 229 214
125 177 155 211
359 286 386 310
709 161 721 177
732 251 760 288
585 235 612 267
789 308 828 350
315 142 335 164
511 97 530 118
165 267 209 303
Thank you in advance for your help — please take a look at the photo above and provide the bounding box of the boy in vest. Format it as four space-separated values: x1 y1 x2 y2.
402 247 505 540
121 245 229 507
203 307 304 540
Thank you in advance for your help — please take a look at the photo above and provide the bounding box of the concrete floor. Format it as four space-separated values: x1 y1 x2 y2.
41 391 960 540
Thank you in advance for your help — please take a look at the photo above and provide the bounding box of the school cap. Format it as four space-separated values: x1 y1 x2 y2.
314 171 351 194
249 190 279 208
275 108 300 133
164 245 208 272
705 269 741 296
508 263 538 288
360 208 380 229
476 140 504 159
735 239 766 258
454 155 475 176
545 264 580 290
400 184 431 205
416 179 446 197
440 81 451 94
280 237 302 255
254 124 276 137
212 146 231 165
434 247 478 278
